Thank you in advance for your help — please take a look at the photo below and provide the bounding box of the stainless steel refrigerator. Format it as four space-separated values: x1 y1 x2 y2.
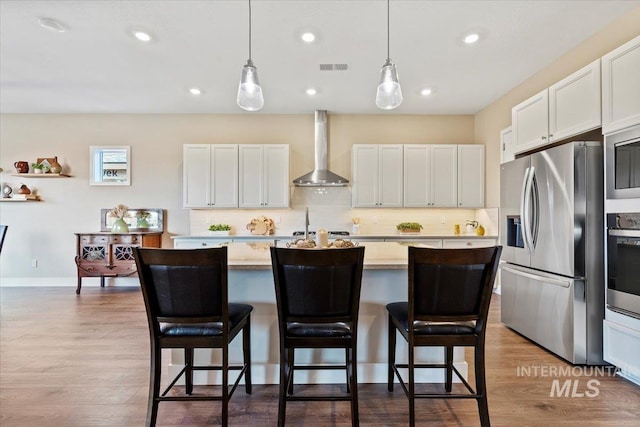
500 141 604 365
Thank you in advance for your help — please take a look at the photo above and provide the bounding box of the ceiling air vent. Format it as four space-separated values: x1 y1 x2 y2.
319 64 349 71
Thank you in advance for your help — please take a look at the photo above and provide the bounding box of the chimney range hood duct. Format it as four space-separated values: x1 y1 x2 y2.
293 110 349 187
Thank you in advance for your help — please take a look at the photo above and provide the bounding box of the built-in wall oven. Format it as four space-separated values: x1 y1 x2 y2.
605 125 640 199
607 213 640 318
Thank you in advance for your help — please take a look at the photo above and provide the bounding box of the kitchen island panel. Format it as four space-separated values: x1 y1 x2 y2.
168 267 468 385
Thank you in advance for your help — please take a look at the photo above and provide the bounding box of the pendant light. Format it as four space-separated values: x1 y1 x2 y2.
376 0 403 110
237 0 264 111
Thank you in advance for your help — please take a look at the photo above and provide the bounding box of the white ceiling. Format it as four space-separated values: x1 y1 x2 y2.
1 0 638 115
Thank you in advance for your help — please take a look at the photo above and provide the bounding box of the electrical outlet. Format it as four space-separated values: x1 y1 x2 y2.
440 216 446 224
31 259 38 268
275 216 281 224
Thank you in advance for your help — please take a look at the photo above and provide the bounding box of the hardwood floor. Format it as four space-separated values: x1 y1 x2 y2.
1 286 640 426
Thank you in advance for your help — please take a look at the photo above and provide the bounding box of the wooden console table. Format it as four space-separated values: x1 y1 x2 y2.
74 232 162 294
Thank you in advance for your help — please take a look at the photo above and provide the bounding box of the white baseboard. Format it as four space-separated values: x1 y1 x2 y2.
0 277 139 287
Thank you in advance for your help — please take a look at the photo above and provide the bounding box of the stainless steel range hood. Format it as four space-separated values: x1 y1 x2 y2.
293 110 349 187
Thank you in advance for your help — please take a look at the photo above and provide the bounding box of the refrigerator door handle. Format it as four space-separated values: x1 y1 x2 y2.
522 166 536 253
502 265 572 288
520 167 532 251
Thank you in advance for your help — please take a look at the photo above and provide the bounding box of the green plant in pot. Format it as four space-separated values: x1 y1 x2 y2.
396 222 423 233
136 211 151 228
209 224 231 234
31 162 50 174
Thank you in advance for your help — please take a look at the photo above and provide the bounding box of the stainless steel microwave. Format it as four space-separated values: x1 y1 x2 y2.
605 125 640 199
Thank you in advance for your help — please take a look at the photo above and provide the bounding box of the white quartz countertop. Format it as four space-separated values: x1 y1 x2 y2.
172 233 497 240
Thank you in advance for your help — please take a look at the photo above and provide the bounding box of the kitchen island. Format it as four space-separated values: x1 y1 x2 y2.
168 238 497 385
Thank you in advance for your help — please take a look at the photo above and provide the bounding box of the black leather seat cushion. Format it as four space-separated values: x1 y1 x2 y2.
386 302 476 335
286 322 352 337
160 303 253 336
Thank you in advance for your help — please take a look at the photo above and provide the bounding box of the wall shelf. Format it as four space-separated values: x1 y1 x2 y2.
10 173 71 178
0 197 41 202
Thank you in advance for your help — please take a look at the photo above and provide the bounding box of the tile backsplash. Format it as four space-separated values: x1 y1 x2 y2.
189 187 499 237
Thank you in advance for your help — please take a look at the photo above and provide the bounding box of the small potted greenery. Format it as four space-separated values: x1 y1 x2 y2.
396 222 423 233
31 162 50 174
209 224 232 235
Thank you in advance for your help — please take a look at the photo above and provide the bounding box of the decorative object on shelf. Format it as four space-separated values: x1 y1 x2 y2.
18 184 31 194
396 222 423 233
237 0 264 111
476 225 486 236
136 210 152 228
49 157 62 174
31 161 50 174
466 220 479 233
246 216 275 235
454 224 461 235
14 161 29 173
2 183 12 198
110 204 130 233
375 0 403 110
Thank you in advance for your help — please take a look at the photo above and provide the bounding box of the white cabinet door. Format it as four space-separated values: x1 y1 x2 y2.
457 145 484 208
239 144 289 208
183 144 238 208
512 89 549 154
500 127 515 164
549 59 601 142
183 144 211 208
351 145 378 207
352 145 402 207
403 145 431 207
211 145 239 208
239 145 263 208
602 35 640 134
378 145 403 207
263 145 290 208
430 145 457 207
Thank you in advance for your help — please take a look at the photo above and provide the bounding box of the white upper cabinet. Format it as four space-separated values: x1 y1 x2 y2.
512 59 602 154
403 145 431 207
430 145 458 207
500 127 515 164
549 59 601 142
239 144 290 208
352 144 403 208
457 145 484 208
602 35 640 134
403 145 458 208
183 144 238 208
512 89 549 154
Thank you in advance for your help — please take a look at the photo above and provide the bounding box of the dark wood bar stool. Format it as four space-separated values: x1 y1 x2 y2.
387 246 502 427
134 247 253 427
270 246 365 427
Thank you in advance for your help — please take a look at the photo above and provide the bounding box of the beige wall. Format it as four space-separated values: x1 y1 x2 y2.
476 5 640 208
0 114 473 281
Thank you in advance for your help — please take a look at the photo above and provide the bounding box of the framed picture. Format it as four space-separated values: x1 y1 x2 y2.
101 208 164 232
90 146 131 185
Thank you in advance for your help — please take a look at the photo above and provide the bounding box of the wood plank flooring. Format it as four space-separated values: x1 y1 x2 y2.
1 286 640 426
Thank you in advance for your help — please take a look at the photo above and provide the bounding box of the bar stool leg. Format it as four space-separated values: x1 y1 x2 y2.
387 315 396 392
476 343 490 427
185 348 194 395
445 345 453 392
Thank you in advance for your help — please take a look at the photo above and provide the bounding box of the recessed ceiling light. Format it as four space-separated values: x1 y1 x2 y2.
133 30 152 42
463 33 480 44
420 88 432 96
38 17 68 33
306 88 317 96
188 88 203 96
301 32 316 43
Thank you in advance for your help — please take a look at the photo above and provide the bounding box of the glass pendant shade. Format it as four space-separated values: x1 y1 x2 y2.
376 58 403 110
237 59 264 111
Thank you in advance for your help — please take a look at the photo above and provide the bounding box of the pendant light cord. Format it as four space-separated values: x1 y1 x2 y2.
386 0 390 60
248 0 252 60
